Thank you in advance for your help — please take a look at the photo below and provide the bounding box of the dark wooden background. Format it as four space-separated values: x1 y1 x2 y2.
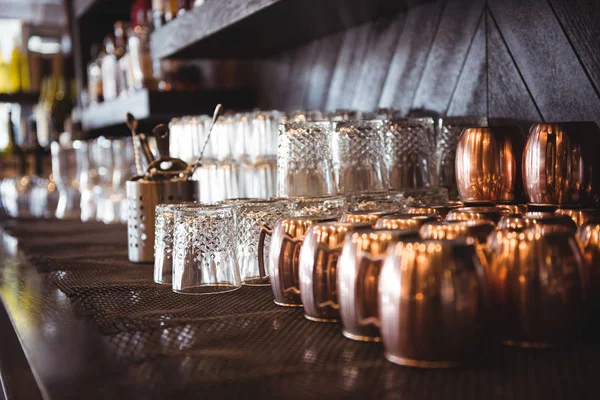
208 0 600 125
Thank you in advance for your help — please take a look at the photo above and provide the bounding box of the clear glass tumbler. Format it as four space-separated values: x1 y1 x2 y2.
277 121 336 197
332 120 388 194
234 199 291 286
154 203 176 285
386 118 437 190
172 204 241 294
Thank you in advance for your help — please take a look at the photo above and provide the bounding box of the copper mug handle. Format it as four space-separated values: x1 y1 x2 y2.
258 223 273 279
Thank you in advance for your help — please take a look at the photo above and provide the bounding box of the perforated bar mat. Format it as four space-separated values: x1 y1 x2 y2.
3 218 600 399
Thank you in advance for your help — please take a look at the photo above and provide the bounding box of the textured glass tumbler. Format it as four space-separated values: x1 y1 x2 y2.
386 118 437 190
289 195 347 218
277 121 336 197
345 191 403 213
154 204 176 284
332 120 388 194
436 117 488 200
172 205 241 294
234 199 291 286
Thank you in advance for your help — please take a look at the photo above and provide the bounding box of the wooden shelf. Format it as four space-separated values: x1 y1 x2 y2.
73 0 133 20
150 0 408 59
0 92 40 105
80 88 255 132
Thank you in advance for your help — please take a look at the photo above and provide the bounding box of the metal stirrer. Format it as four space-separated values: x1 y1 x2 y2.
125 113 144 175
188 104 224 177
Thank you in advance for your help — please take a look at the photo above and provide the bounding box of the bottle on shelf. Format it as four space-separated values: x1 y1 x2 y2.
129 1 155 91
165 0 178 22
25 118 47 177
114 21 130 97
1 110 27 175
152 0 165 28
0 49 8 93
87 44 103 104
7 36 22 94
178 0 193 16
101 36 118 101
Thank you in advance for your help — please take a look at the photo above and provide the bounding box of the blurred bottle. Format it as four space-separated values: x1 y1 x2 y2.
87 44 103 104
101 36 118 101
114 21 130 97
1 110 26 175
178 0 193 16
165 0 178 22
0 49 8 93
129 0 155 91
25 118 47 177
152 0 165 28
7 37 22 93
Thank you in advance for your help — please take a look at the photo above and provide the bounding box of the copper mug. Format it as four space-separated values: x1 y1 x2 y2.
556 208 600 228
419 220 495 246
497 212 577 234
446 206 503 224
340 210 396 226
487 228 587 347
268 217 334 306
375 214 439 230
523 122 600 207
578 222 600 311
337 229 419 341
379 240 486 367
298 222 371 322
455 126 526 204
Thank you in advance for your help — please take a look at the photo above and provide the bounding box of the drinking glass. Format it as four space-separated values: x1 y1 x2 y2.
154 203 177 284
332 120 388 194
234 199 291 285
172 204 241 294
289 194 346 218
345 191 402 213
277 121 336 197
386 118 436 190
51 140 80 219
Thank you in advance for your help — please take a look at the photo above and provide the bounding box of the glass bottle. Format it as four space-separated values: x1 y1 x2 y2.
129 3 154 91
0 50 8 93
87 44 103 104
152 0 165 28
101 36 118 101
165 0 178 22
2 110 26 175
8 37 22 93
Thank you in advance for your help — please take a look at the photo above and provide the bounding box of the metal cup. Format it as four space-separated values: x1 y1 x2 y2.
496 204 528 215
556 208 600 228
497 212 578 234
523 122 600 207
578 222 600 311
268 217 334 306
407 205 454 218
379 240 486 367
299 222 371 322
487 228 588 347
446 206 503 224
375 214 439 230
455 126 525 204
419 220 495 245
337 229 419 342
340 210 397 226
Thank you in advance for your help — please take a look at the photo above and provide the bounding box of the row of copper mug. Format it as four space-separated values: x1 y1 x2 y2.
153 188 448 292
268 204 600 368
455 121 600 208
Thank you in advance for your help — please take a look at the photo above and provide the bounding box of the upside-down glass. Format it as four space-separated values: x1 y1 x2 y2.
345 191 402 213
172 204 241 294
154 203 177 284
289 194 346 218
277 121 336 197
332 120 388 194
386 118 437 190
234 199 291 286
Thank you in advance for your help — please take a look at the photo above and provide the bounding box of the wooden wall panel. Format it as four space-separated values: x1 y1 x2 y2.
446 13 486 117
411 0 485 114
349 15 404 111
486 11 541 123
303 32 344 110
238 0 600 125
325 23 372 110
378 0 445 114
548 0 600 98
488 0 600 123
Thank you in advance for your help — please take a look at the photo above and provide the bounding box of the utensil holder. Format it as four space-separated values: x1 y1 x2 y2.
126 180 199 263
